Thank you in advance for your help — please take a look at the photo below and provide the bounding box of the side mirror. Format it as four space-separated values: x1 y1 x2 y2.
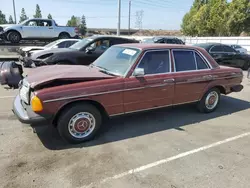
85 46 95 54
133 68 145 77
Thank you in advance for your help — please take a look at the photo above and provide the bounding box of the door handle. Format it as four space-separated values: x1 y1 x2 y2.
163 78 175 83
48 27 53 29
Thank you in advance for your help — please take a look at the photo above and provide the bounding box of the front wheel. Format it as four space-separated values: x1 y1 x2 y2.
57 104 102 144
7 31 21 43
197 88 221 113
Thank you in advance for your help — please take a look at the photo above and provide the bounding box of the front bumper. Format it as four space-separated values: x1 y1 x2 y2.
0 31 7 40
231 84 244 92
12 95 50 124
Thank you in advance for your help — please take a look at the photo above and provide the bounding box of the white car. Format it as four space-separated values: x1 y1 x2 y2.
230 44 248 54
0 18 79 43
18 39 81 57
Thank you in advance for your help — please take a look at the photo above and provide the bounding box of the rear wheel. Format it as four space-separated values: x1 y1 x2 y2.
197 88 221 113
57 104 102 144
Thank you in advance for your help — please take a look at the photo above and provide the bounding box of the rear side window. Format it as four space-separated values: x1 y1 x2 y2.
173 50 209 72
173 51 196 71
195 53 208 69
210 45 223 52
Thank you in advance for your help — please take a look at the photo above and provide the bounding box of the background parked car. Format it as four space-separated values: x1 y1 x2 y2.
19 39 81 59
0 18 79 43
230 44 248 54
142 37 185 44
193 43 250 70
22 35 139 67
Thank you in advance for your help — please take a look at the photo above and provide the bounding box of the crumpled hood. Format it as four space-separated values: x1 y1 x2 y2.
21 46 45 52
30 48 74 59
25 65 114 88
0 24 16 29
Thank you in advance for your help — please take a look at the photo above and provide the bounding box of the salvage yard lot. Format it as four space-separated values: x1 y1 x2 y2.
0 70 250 188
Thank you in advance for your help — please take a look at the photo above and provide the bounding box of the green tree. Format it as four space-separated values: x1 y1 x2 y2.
0 11 7 24
79 15 87 35
33 4 42 18
206 0 228 36
19 8 29 23
47 14 52 19
226 0 250 36
67 15 78 26
8 15 14 24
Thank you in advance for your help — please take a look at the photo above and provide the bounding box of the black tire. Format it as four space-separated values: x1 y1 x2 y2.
197 88 221 113
242 62 250 70
58 32 70 39
57 104 102 144
7 31 21 43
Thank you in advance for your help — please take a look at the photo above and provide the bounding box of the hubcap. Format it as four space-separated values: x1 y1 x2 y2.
205 91 219 110
68 112 96 139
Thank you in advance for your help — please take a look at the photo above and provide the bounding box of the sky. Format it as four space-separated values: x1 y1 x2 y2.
1 0 194 30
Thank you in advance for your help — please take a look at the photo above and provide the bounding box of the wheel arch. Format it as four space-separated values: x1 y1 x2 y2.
58 32 70 38
52 99 109 126
200 85 226 100
6 29 22 39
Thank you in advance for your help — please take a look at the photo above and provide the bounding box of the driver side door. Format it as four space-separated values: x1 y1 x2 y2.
123 49 175 113
21 20 41 38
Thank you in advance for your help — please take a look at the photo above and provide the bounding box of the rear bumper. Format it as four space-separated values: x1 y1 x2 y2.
12 95 51 124
231 85 244 92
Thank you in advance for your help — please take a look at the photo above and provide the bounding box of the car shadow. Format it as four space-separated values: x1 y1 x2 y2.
32 95 250 150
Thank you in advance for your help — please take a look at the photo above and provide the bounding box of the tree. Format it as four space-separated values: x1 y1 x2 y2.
0 11 7 24
8 15 14 24
19 8 28 23
79 15 87 35
47 14 52 19
226 0 250 36
33 4 42 18
67 16 78 26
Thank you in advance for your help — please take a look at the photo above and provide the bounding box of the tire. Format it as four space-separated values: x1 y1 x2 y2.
7 31 21 43
57 104 102 144
242 62 250 71
58 32 70 39
197 88 221 113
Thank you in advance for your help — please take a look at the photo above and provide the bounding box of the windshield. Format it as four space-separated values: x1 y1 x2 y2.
69 38 93 50
92 46 141 77
44 40 60 48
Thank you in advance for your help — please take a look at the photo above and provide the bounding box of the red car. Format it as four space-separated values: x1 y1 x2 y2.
13 43 244 144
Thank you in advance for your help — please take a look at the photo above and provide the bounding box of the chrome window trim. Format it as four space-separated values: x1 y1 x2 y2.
194 51 210 70
127 48 172 78
171 49 212 73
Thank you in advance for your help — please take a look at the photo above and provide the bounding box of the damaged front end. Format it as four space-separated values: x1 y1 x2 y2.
0 61 24 89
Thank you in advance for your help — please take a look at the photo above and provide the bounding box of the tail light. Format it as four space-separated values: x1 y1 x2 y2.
74 27 79 34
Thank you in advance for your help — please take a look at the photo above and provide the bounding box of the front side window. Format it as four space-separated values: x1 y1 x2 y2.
173 50 209 72
137 50 170 75
92 46 141 76
223 45 236 53
90 39 110 52
25 20 38 26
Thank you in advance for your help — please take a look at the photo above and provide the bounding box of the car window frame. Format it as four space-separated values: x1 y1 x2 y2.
171 49 212 73
131 49 172 77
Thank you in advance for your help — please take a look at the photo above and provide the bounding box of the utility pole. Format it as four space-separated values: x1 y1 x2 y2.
12 0 17 24
128 0 131 35
117 0 121 36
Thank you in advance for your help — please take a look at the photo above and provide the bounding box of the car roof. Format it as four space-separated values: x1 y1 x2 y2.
116 43 202 50
86 35 137 41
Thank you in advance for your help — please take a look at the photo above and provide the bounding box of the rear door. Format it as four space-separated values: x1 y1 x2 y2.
209 45 226 65
123 49 175 112
171 49 213 104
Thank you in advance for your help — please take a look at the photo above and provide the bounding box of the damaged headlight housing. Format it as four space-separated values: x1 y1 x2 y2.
19 78 30 104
